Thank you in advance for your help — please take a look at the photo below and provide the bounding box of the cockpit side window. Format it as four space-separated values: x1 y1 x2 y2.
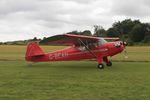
76 42 98 51
75 39 107 51
88 43 98 49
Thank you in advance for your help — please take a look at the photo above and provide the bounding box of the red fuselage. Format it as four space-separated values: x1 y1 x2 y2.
25 41 125 62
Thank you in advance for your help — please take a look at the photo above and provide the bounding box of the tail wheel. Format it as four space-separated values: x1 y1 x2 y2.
106 61 112 67
97 64 104 69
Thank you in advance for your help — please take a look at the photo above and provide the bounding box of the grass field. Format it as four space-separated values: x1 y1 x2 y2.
0 45 150 100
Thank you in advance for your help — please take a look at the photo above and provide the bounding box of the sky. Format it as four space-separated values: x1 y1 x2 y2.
0 0 150 42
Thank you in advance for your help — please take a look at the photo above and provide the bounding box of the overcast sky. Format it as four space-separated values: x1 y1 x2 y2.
0 0 150 42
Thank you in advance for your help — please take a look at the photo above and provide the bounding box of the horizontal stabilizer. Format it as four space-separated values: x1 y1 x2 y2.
25 42 45 58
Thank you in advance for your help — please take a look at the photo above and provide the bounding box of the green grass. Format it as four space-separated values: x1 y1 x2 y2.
0 61 150 100
0 45 150 100
112 46 150 62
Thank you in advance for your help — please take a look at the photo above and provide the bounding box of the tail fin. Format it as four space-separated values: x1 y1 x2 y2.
25 42 45 61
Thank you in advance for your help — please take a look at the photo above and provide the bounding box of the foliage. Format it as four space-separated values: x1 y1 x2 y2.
129 24 145 42
66 30 92 36
93 25 106 37
105 19 150 44
2 37 41 45
81 30 92 36
107 28 119 37
143 23 150 43
69 19 150 45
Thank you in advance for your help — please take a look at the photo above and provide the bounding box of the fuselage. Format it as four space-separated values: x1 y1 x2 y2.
29 40 125 62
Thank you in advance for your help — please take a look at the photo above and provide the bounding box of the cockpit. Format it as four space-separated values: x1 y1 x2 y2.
76 38 107 51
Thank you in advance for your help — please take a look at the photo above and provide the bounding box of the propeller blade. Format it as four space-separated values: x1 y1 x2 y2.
123 46 128 59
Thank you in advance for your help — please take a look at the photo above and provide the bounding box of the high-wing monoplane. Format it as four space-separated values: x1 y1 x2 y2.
25 34 127 69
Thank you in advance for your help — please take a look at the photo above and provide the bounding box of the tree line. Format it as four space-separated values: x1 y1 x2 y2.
67 19 150 45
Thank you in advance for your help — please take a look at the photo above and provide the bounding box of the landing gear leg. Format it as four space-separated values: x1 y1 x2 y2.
103 57 112 67
97 57 104 69
106 61 112 66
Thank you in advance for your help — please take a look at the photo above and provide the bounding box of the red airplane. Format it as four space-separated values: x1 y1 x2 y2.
25 34 127 69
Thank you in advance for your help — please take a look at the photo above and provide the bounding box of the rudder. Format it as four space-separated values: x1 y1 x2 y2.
25 42 45 61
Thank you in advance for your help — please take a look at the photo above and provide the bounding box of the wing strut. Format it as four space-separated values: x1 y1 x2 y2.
78 39 97 58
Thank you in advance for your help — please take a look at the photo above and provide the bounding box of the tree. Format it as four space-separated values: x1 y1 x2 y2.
111 19 139 40
33 37 38 41
93 25 106 37
143 23 150 42
66 30 92 36
66 31 81 35
107 28 119 37
81 30 92 36
43 37 47 40
130 24 145 42
0 42 3 45
112 19 139 34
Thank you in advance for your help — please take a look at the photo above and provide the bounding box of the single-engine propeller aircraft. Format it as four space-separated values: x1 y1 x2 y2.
25 34 127 69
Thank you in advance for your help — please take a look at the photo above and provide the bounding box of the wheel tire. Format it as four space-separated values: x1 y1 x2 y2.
98 64 104 69
106 61 112 67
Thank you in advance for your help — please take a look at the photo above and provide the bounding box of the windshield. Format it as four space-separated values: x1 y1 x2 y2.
98 38 107 45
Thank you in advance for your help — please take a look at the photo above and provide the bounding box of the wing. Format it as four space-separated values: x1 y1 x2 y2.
103 37 120 41
39 34 99 46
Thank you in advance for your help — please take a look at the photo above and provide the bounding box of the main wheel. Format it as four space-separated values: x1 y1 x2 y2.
106 61 112 67
97 64 104 69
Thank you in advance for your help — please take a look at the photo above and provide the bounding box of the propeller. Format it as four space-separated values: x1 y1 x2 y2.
120 29 128 59
123 43 128 59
